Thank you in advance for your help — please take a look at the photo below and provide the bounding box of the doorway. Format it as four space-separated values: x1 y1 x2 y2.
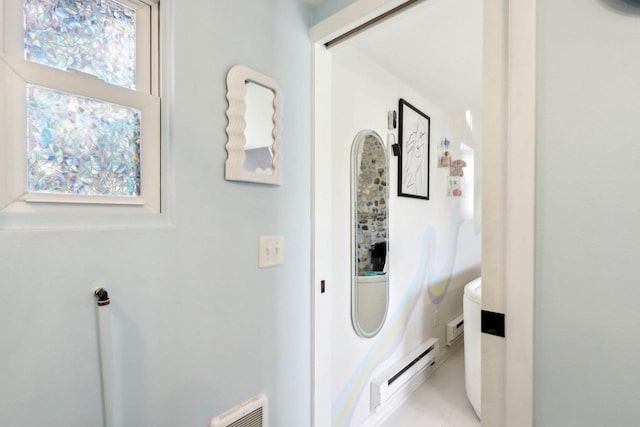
310 1 535 426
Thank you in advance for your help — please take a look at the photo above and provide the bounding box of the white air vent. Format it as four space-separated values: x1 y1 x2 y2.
371 338 439 411
446 314 464 346
210 394 267 427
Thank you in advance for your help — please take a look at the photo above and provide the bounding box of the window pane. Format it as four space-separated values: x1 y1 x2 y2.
23 0 137 89
26 85 141 197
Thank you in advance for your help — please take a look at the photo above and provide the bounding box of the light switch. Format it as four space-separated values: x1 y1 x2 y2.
259 235 284 268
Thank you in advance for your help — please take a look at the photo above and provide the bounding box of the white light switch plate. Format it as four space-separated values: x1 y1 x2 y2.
259 235 284 268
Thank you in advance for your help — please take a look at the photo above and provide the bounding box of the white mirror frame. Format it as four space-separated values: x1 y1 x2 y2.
351 129 389 338
225 65 282 185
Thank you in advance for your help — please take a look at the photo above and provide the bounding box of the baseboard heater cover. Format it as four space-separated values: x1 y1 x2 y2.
370 338 439 411
446 314 464 346
210 394 267 427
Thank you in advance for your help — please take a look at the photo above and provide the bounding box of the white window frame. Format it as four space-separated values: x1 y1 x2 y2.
0 0 160 217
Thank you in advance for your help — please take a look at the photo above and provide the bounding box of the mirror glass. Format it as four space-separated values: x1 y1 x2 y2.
352 130 389 338
243 81 275 175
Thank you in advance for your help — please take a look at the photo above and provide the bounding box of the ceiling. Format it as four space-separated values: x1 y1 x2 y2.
333 0 482 113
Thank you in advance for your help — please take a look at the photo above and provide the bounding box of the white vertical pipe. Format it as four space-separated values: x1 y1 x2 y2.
94 288 114 427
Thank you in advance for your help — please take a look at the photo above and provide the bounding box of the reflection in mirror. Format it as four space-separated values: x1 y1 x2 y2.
243 81 275 174
352 130 389 338
225 65 281 185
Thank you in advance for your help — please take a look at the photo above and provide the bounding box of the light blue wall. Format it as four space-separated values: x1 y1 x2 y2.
311 0 355 24
0 1 311 426
535 0 640 425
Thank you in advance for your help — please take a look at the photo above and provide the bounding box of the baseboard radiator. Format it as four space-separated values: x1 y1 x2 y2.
210 394 267 427
446 314 464 346
370 338 439 411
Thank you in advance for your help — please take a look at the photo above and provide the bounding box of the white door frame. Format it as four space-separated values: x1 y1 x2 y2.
310 0 535 425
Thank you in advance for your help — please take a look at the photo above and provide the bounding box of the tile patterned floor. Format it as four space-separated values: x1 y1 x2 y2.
379 345 480 427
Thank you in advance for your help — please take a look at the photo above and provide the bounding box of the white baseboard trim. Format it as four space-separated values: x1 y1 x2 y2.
359 338 465 427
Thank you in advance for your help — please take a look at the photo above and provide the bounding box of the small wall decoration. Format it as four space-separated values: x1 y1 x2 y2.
449 159 467 197
450 159 467 177
398 98 430 200
449 176 464 197
438 137 451 167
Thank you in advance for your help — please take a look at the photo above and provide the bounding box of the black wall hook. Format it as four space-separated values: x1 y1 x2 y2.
94 288 110 306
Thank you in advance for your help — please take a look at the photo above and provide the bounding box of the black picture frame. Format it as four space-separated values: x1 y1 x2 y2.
398 98 430 200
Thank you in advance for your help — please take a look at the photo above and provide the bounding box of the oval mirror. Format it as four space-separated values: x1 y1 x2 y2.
351 130 389 338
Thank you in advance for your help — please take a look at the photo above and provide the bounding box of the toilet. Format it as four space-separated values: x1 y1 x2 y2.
463 277 482 419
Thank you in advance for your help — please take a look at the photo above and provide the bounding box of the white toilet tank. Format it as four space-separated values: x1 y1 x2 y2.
463 277 482 419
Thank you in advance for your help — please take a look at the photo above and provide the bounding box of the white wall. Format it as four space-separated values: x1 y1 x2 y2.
535 1 640 425
329 46 481 427
0 1 311 426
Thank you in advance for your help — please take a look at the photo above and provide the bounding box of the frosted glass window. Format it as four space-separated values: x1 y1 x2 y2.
26 84 141 197
23 0 137 89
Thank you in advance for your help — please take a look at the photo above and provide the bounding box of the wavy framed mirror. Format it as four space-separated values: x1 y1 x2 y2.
225 65 282 185
351 130 389 338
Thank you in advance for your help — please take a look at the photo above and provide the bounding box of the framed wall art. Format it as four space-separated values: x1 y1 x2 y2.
398 98 430 199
